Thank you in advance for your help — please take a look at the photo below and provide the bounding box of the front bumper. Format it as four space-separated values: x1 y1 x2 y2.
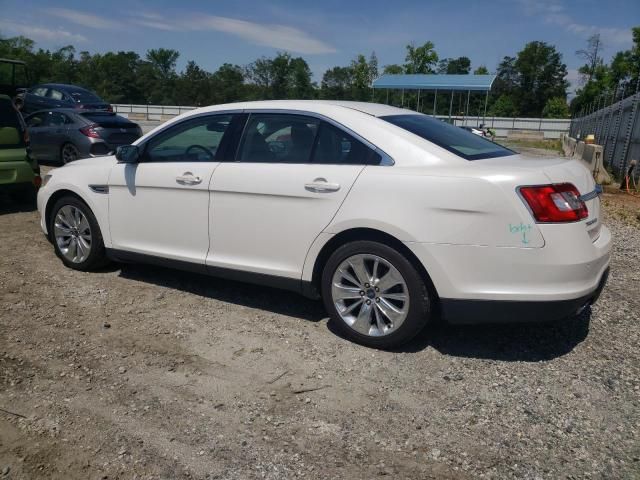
440 267 609 324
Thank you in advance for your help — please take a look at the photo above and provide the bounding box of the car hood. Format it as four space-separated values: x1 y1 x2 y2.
63 155 118 169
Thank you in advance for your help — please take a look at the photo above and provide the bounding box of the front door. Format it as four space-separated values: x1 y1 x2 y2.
108 113 237 265
207 113 381 280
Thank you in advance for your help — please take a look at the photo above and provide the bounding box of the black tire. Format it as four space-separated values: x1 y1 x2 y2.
49 195 109 271
60 143 79 164
321 240 431 349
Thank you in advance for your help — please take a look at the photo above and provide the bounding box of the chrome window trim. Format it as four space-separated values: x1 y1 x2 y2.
137 108 395 166
134 109 244 152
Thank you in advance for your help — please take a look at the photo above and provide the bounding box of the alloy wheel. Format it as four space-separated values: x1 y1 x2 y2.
62 144 79 164
331 254 410 337
54 205 92 263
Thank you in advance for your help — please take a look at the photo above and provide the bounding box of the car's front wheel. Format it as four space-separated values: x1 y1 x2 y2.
49 196 109 271
321 240 431 349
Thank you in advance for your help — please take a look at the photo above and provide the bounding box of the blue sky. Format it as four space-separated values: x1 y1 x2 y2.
0 0 638 94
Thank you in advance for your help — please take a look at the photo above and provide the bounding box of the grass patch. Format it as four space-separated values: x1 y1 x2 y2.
499 138 563 153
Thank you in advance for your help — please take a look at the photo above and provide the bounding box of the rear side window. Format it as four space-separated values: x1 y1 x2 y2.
0 99 25 148
47 89 64 100
381 114 514 160
312 122 381 165
238 114 319 163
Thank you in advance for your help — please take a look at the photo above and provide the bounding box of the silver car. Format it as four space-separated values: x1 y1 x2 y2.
24 109 142 164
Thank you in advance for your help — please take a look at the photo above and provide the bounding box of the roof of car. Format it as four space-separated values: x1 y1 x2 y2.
33 83 91 91
185 100 415 118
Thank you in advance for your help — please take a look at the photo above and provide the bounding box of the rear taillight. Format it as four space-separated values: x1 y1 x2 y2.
80 124 101 138
518 183 588 223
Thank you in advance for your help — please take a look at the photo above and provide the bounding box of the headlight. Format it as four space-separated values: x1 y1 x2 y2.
42 174 53 187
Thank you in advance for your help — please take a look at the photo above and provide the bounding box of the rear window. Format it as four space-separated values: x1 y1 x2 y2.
380 114 514 160
81 112 134 127
69 89 101 103
0 99 25 148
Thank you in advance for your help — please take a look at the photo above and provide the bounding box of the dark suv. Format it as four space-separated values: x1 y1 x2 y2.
0 94 40 202
22 83 112 115
0 58 29 108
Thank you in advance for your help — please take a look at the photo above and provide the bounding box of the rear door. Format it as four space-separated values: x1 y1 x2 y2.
207 112 381 280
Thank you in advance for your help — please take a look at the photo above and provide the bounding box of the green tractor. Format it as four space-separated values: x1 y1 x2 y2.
0 58 29 109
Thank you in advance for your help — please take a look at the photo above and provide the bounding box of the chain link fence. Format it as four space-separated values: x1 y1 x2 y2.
569 90 640 179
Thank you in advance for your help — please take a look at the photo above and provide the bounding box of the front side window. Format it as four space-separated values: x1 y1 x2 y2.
144 114 233 163
238 114 319 163
26 113 46 127
380 114 514 161
31 87 47 97
312 122 381 165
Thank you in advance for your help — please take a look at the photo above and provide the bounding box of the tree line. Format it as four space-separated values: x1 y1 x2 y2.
0 27 638 119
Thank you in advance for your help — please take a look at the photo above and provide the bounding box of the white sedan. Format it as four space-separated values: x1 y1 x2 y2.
37 101 611 348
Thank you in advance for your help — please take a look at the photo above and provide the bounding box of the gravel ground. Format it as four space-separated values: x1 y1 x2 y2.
1 161 639 479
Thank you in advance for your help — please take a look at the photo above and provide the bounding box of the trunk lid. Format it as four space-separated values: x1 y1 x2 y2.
480 154 601 241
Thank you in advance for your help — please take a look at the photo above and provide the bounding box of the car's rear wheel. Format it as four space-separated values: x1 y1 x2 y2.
321 240 431 349
49 196 108 271
61 143 79 164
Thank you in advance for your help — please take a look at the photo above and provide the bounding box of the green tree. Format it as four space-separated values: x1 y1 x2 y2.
320 66 352 99
383 64 404 74
514 42 568 117
404 41 438 74
473 65 489 75
489 94 517 117
210 63 245 104
542 97 569 118
438 56 471 74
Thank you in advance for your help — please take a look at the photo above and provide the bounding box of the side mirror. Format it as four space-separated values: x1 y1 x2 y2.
116 145 140 163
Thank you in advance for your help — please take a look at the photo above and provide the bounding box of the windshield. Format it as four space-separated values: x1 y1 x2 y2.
380 114 514 160
69 89 102 103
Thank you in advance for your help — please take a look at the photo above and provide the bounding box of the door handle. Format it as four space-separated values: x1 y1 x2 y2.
176 172 202 185
305 178 341 193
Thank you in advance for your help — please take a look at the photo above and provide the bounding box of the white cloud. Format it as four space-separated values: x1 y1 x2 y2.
133 12 335 55
46 8 120 30
0 20 87 43
519 0 633 46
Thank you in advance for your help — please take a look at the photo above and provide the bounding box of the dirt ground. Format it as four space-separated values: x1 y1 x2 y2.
1 162 639 479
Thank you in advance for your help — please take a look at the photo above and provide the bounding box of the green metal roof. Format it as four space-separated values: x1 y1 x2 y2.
373 74 496 91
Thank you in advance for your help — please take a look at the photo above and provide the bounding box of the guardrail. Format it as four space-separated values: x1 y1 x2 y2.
113 103 570 139
112 104 196 120
438 115 570 139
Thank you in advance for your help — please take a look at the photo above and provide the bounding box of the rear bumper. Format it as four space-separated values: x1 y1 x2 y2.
440 267 609 324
